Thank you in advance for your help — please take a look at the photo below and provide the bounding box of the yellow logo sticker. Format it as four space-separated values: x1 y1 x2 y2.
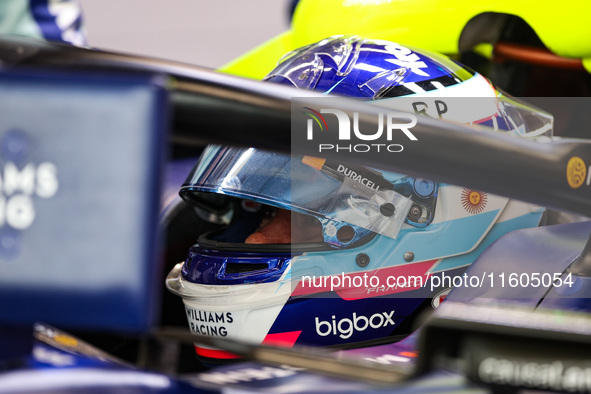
461 189 488 214
54 334 79 348
566 156 587 189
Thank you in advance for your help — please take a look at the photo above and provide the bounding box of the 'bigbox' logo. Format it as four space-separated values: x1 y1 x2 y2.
315 310 395 339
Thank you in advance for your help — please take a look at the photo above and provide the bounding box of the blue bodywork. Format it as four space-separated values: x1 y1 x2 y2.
448 220 591 309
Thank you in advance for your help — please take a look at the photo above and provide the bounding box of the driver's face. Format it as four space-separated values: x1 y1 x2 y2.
245 208 323 244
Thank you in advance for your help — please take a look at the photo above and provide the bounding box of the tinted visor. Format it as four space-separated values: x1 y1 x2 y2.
180 145 412 243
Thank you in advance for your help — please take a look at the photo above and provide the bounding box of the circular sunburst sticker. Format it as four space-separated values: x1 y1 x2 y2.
566 156 586 189
461 189 488 214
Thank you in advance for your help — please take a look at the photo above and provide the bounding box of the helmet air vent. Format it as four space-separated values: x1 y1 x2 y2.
225 263 269 274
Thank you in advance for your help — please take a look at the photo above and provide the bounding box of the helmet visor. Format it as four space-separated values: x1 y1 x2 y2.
180 145 412 241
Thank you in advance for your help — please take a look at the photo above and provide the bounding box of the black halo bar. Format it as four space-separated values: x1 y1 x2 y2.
1 36 591 218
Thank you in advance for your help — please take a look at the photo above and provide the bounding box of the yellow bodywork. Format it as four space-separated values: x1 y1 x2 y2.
220 0 591 79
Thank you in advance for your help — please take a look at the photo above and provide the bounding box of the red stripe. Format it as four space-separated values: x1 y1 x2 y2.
262 331 302 347
194 345 241 360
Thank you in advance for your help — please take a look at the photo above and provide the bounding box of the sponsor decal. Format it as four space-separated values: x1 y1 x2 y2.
461 188 487 214
566 156 587 189
185 307 234 337
302 156 392 191
479 358 591 393
384 43 430 77
315 310 395 339
335 164 381 191
431 288 450 309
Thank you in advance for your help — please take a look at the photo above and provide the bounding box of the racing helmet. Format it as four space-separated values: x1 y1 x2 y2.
167 36 552 361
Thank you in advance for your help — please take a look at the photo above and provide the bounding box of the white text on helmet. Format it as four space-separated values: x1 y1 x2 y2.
336 164 380 191
315 311 395 339
384 44 430 77
185 307 234 338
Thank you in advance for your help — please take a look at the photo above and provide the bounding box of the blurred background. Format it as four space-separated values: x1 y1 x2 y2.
77 0 291 69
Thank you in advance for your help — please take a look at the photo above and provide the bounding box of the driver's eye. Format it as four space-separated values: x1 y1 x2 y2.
263 208 277 218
